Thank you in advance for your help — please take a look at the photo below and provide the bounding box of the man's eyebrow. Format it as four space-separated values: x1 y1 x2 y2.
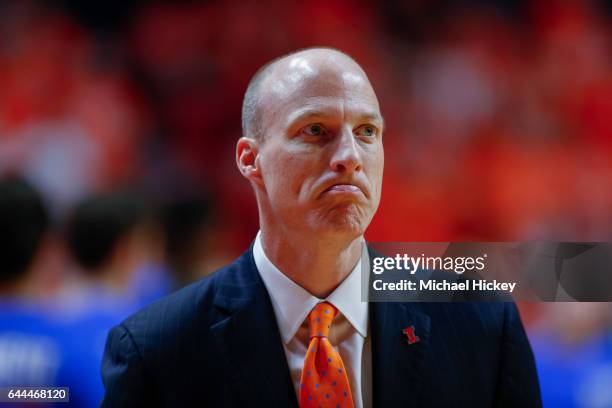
286 108 385 128
286 109 334 126
357 112 385 128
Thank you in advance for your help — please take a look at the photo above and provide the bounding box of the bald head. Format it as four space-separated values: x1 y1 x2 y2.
241 48 378 140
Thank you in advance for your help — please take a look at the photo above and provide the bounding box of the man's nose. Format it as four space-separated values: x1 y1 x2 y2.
330 129 362 174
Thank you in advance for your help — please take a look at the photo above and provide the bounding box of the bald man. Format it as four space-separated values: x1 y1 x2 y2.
101 48 541 407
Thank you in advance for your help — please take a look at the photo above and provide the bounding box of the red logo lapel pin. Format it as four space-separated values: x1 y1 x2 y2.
402 325 420 345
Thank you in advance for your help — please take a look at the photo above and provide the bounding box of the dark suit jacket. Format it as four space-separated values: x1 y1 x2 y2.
101 246 542 407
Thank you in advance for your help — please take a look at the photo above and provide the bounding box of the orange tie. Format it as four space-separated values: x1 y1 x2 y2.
299 302 355 408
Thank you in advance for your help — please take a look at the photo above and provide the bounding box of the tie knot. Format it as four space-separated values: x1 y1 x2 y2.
308 302 337 338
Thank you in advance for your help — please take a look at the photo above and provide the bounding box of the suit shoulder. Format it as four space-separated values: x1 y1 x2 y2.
420 299 519 339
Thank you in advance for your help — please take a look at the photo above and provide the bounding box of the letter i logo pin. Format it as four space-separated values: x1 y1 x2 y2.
402 325 420 345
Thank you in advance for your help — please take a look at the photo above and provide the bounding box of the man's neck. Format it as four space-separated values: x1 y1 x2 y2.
0 273 38 300
260 228 363 298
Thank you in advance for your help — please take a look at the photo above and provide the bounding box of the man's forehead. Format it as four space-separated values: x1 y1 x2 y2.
259 51 379 118
266 52 371 93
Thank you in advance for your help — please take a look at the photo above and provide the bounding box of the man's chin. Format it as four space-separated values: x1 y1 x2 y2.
314 206 371 237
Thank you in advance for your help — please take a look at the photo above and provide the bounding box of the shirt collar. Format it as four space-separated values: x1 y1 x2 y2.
253 231 368 344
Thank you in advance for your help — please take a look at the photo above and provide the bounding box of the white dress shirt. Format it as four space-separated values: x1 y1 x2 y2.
253 232 371 408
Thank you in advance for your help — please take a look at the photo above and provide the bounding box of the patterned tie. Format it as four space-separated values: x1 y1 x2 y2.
299 302 355 408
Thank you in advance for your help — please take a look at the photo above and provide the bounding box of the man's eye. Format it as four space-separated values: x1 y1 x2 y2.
304 124 324 136
356 125 376 137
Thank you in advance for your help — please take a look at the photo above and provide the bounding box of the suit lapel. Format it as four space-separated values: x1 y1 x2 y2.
370 301 431 408
210 248 298 407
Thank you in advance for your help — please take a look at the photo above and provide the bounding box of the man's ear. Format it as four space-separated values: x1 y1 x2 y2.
236 137 263 185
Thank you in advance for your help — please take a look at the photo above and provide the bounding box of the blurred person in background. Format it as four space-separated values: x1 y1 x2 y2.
61 190 161 313
530 303 612 408
159 192 232 288
0 176 66 391
54 190 167 407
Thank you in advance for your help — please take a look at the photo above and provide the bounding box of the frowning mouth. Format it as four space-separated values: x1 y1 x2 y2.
322 183 365 197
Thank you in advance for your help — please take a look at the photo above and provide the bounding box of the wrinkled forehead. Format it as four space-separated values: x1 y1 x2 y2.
259 53 380 125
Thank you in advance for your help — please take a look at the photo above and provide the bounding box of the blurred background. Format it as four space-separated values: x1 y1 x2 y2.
0 0 611 406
